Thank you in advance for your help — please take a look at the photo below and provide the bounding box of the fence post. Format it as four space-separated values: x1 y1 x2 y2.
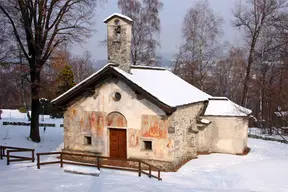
37 154 40 169
138 161 141 177
32 149 35 162
158 170 161 180
149 166 151 178
6 151 10 165
97 157 100 170
2 147 5 159
0 146 2 159
60 153 63 168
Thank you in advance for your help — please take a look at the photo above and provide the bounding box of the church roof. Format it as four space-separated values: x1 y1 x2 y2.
51 64 211 114
204 97 252 117
112 66 211 107
51 65 251 116
103 13 133 23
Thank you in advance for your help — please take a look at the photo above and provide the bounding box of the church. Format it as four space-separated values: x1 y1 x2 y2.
51 13 252 171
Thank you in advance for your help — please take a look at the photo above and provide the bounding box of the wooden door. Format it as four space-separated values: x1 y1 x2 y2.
109 129 127 159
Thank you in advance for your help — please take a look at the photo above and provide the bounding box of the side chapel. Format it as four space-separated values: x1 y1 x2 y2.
51 13 252 171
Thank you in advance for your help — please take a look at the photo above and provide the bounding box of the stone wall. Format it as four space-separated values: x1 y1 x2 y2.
196 116 249 154
167 102 205 167
106 17 132 72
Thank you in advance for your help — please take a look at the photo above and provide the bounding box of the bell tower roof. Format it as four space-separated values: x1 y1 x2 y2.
103 13 133 24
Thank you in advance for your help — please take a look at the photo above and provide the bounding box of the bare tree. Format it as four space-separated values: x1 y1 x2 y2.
70 51 96 83
233 0 288 107
174 0 222 91
212 46 247 102
0 17 13 63
0 0 105 142
118 0 163 66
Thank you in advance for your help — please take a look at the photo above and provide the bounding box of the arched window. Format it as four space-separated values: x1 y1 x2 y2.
114 19 121 41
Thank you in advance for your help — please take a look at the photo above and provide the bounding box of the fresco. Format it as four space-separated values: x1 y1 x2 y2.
89 111 105 137
106 112 127 127
153 148 165 159
128 129 140 148
66 106 90 132
141 115 169 138
166 139 174 157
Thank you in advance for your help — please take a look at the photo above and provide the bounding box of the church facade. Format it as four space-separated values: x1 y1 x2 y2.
51 13 251 171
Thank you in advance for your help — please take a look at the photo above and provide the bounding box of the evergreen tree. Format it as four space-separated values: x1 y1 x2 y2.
56 65 76 96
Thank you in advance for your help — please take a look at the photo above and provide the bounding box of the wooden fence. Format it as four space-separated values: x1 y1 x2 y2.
0 146 35 165
37 152 162 180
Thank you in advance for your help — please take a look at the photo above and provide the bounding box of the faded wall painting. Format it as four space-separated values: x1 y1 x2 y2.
66 106 90 133
128 129 140 148
141 115 169 138
151 139 174 160
89 111 105 137
106 112 127 127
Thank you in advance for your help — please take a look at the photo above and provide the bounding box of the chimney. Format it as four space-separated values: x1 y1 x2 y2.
104 13 133 73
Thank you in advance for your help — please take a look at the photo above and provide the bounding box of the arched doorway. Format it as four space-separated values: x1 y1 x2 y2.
106 112 127 159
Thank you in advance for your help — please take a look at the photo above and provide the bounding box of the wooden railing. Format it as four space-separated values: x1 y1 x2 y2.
0 146 35 165
36 152 162 180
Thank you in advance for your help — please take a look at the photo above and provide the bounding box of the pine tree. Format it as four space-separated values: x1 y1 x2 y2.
56 65 76 96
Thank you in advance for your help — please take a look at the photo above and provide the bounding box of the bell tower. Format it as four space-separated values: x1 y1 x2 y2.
104 13 133 73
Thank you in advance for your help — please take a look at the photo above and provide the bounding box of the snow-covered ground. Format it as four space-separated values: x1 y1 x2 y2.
1 112 288 192
249 127 288 141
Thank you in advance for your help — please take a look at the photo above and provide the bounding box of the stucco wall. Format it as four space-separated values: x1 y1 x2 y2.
196 116 248 154
63 79 177 162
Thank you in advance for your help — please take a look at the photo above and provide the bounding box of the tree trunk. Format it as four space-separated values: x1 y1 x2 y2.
241 37 257 107
29 68 41 142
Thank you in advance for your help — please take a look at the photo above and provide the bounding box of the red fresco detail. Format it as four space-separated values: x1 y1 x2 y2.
141 115 168 139
89 112 104 137
128 129 140 148
106 112 127 127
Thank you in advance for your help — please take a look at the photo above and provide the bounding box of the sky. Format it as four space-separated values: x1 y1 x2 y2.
72 0 241 60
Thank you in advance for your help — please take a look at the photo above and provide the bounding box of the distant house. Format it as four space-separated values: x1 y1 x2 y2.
51 13 252 171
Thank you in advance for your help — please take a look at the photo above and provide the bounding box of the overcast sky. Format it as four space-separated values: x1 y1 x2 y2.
72 0 241 60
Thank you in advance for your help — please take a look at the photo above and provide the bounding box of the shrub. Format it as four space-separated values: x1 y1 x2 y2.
18 106 27 113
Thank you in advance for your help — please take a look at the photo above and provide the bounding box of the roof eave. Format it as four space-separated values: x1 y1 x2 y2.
51 66 176 115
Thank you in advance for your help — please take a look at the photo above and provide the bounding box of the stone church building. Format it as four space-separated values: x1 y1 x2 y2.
51 13 252 171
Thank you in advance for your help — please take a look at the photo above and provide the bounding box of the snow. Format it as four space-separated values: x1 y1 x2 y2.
64 165 100 176
200 118 210 124
103 13 133 23
52 65 211 107
274 111 288 117
1 109 31 119
249 127 288 141
114 67 211 107
1 111 288 192
204 97 252 117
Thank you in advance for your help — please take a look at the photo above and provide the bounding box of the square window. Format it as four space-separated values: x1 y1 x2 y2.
143 141 152 150
84 136 92 145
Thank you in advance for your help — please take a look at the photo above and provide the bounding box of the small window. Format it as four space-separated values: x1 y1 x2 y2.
143 141 152 150
84 136 92 145
113 92 121 101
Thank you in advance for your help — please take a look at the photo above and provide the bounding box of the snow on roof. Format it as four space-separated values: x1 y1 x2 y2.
204 97 252 117
103 13 133 23
130 65 166 70
51 63 115 103
113 67 211 107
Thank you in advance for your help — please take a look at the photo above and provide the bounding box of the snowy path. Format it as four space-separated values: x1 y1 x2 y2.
1 121 288 192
